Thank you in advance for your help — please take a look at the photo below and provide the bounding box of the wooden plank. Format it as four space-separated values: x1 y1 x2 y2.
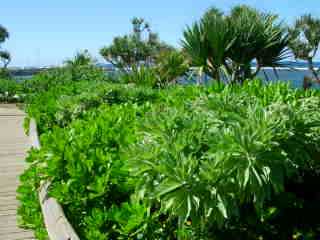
0 225 31 234
0 209 17 216
0 106 34 239
0 180 20 189
0 194 18 202
0 203 18 210
0 214 18 225
0 231 34 240
0 165 25 174
0 198 19 207
0 104 25 116
0 107 79 240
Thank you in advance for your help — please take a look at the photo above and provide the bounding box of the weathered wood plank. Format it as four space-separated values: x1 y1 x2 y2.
0 105 34 239
0 231 34 240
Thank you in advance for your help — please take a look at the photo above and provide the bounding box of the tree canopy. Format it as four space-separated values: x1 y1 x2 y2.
289 14 320 82
64 50 95 67
0 25 9 43
100 17 173 73
0 25 10 70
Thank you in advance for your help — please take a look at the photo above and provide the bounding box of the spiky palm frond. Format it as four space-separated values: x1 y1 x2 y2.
182 22 207 69
258 23 291 68
182 10 234 81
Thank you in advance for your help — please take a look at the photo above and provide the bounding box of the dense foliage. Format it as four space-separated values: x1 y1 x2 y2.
23 64 108 95
0 78 23 102
18 72 320 239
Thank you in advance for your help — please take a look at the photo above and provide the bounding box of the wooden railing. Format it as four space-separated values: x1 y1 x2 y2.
29 119 80 240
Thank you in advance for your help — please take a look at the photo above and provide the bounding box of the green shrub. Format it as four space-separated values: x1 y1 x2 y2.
20 104 177 239
120 66 158 88
128 87 320 239
0 78 23 102
23 65 108 94
24 81 160 134
18 80 320 239
17 150 48 240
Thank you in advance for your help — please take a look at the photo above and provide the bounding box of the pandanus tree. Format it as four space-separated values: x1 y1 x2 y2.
100 17 173 73
182 5 290 84
228 6 290 83
64 50 95 67
182 7 233 84
288 14 320 84
155 49 189 86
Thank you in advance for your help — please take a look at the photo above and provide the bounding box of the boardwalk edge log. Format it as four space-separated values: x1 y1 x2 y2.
29 119 80 240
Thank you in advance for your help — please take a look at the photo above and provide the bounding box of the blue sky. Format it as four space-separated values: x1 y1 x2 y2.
2 0 320 67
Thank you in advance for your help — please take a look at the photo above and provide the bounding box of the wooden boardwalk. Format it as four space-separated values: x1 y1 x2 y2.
0 104 35 239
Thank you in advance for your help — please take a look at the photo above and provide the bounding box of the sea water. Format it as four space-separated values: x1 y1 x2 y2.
257 68 320 89
12 65 320 89
179 68 320 89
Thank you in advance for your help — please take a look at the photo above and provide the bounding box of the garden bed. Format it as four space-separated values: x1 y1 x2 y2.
17 76 320 239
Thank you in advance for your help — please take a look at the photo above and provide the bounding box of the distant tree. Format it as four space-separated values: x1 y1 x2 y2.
0 25 9 43
0 25 10 70
100 17 173 73
0 51 11 68
289 14 320 84
64 50 95 67
155 49 189 87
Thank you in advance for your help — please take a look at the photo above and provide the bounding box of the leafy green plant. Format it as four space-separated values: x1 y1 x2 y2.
24 80 160 134
120 65 158 87
23 64 108 95
17 149 48 240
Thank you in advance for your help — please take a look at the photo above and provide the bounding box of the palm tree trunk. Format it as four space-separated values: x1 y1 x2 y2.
214 70 220 84
243 63 252 82
307 58 320 83
251 63 261 79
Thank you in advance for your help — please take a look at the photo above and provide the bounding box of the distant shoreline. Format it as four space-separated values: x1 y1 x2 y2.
7 65 319 78
252 67 319 71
